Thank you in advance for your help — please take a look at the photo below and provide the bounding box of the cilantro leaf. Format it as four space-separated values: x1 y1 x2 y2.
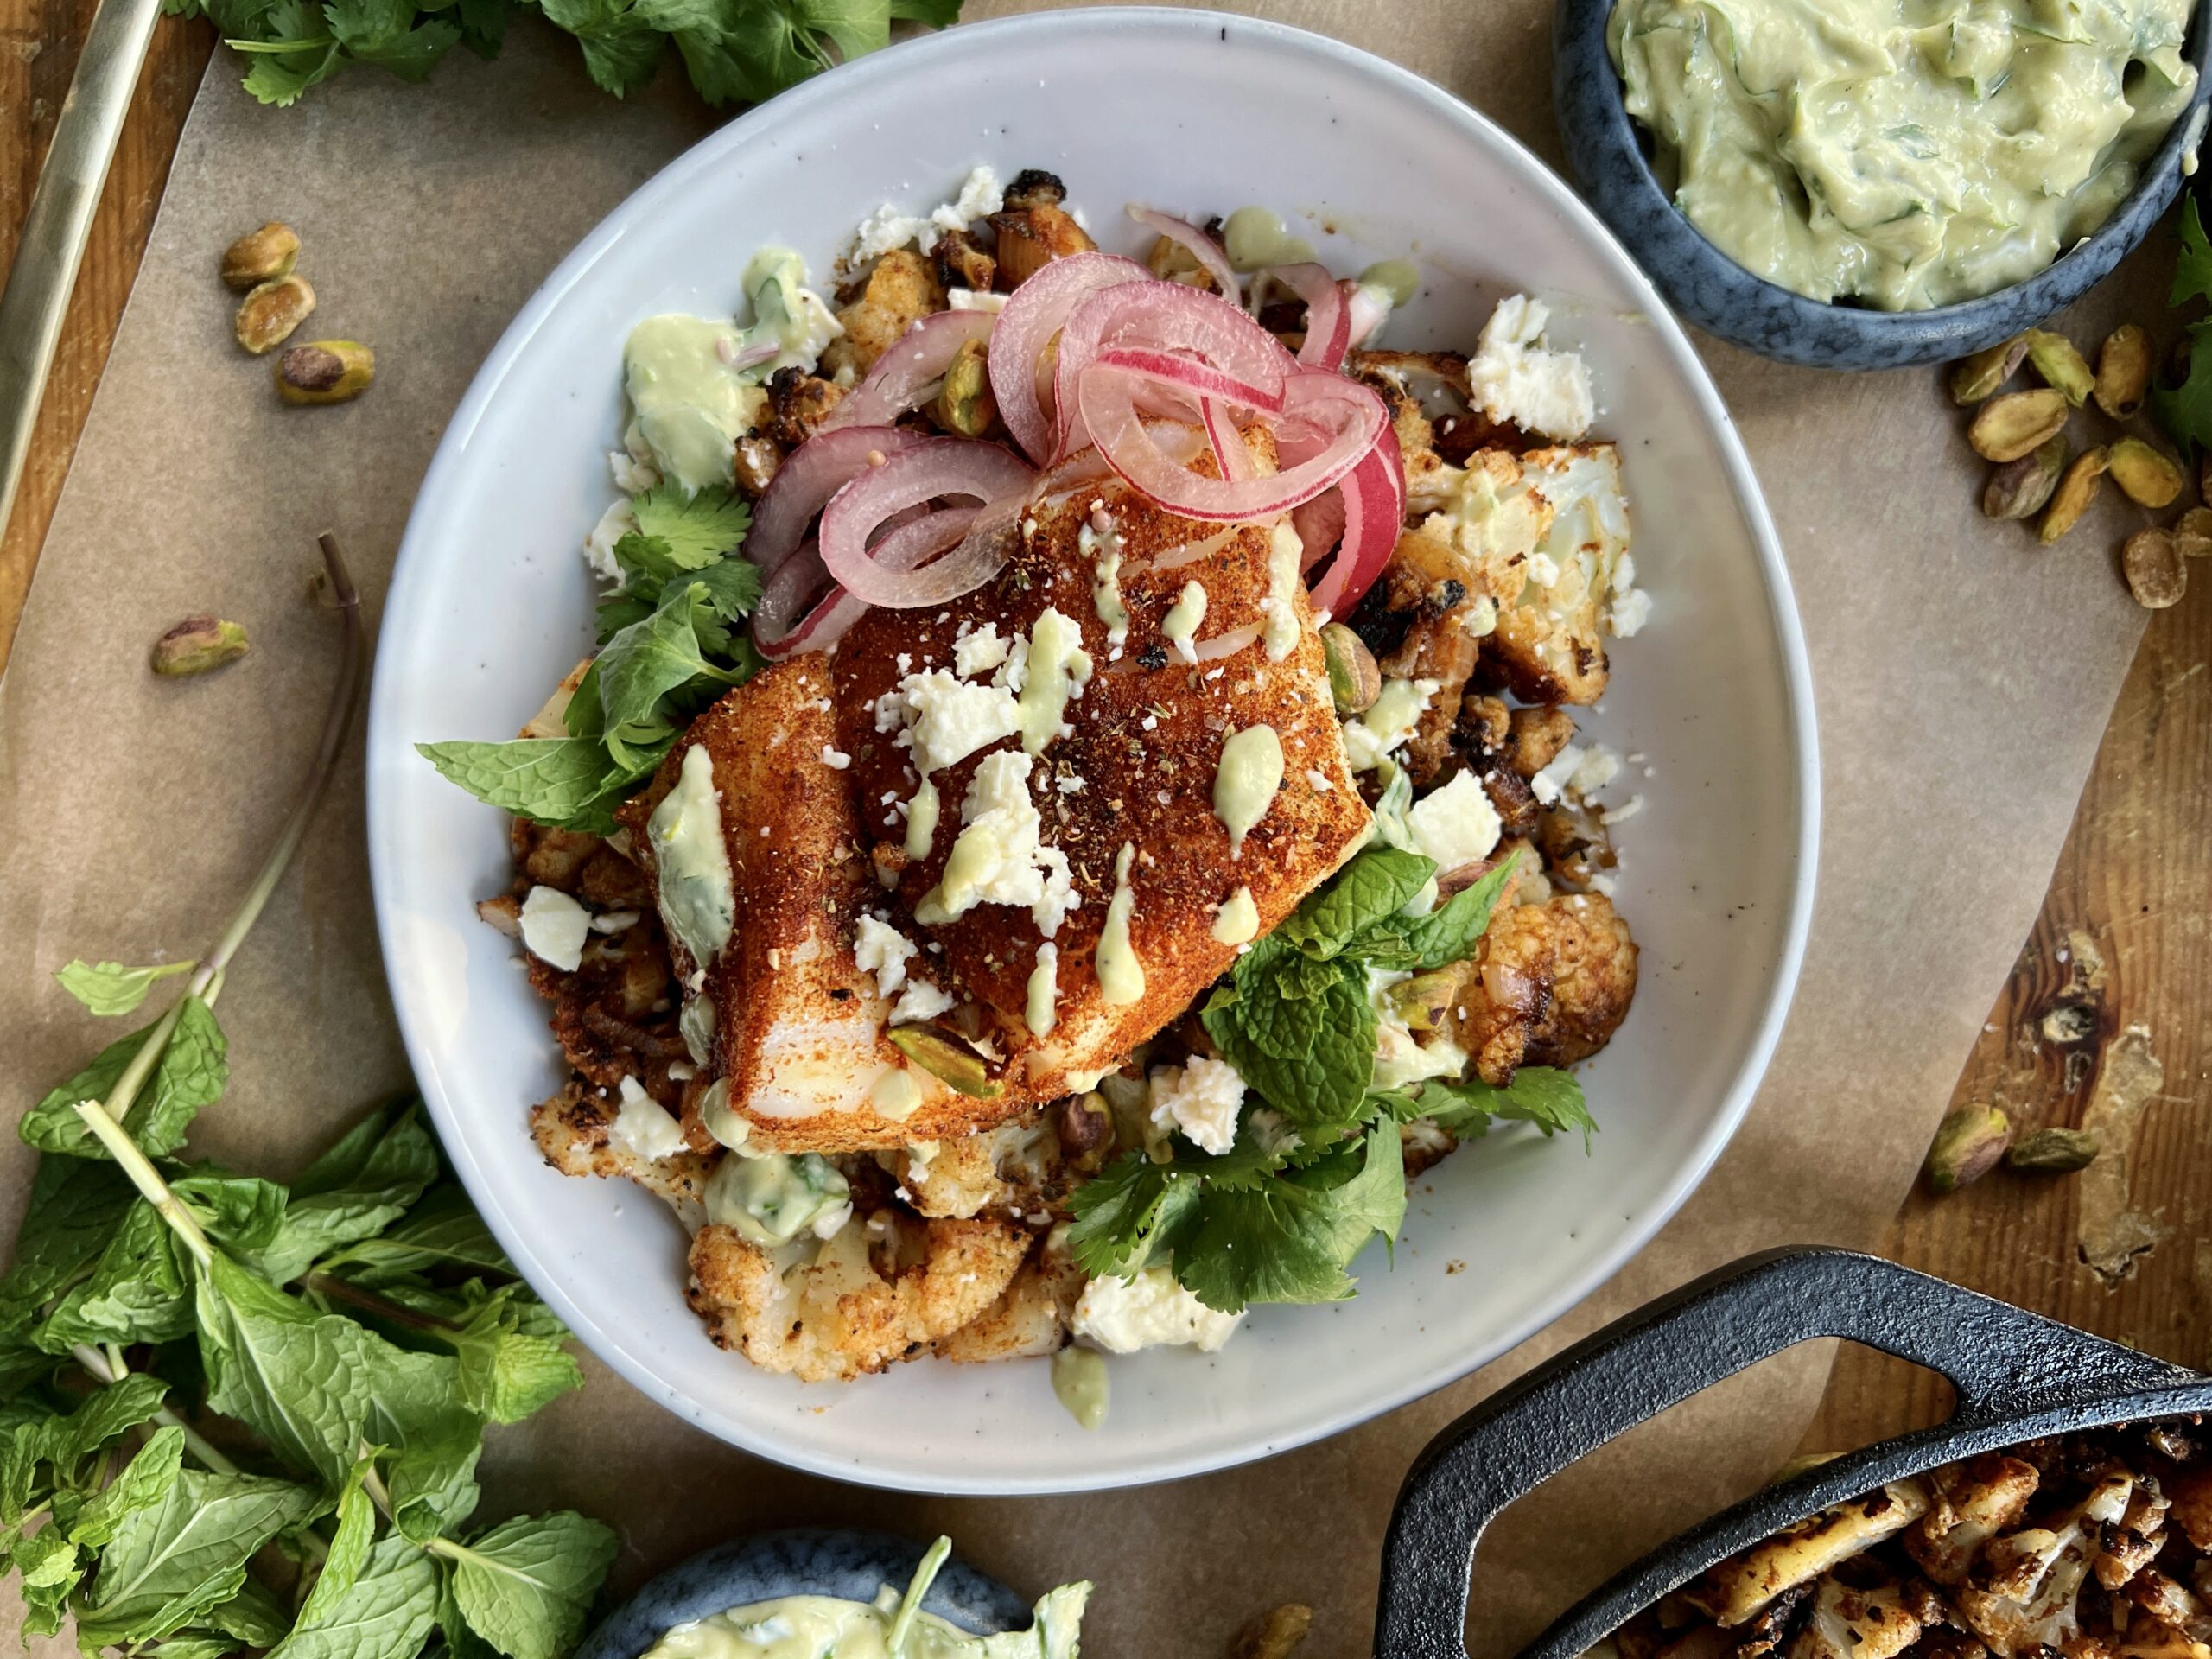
891 0 959 20
324 0 461 79
632 480 752 568
416 736 637 834
1410 1068 1597 1147
537 0 665 94
2175 193 2212 307
447 1510 620 1659
54 958 195 1017
1064 1159 1202 1280
232 0 343 105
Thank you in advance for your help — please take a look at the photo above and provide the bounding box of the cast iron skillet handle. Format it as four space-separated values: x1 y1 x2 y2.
1374 1245 2185 1659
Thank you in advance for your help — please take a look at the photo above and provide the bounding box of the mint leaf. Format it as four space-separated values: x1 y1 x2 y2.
595 592 744 740
1413 1069 1596 1147
274 1534 442 1659
632 480 752 568
416 737 635 834
254 1101 441 1284
24 995 230 1159
448 1510 620 1659
175 1168 291 1249
1371 850 1521 972
54 958 194 1017
448 1293 584 1425
33 1202 194 1352
70 1427 186 1549
1277 847 1433 959
205 1573 293 1645
0 1158 136 1327
1205 971 1376 1131
321 1185 512 1287
12 1524 85 1637
361 1357 484 1545
78 1468 320 1647
293 1455 378 1626
194 1252 380 1490
2175 194 2212 307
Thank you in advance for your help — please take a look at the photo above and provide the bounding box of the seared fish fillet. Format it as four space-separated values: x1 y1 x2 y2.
627 435 1370 1152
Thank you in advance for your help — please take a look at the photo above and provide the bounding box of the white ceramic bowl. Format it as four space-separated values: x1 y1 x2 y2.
366 7 1817 1496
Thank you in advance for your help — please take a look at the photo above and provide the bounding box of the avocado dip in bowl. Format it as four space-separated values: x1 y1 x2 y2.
1554 0 2212 368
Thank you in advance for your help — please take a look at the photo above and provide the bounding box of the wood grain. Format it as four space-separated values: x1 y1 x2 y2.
3 3 2208 1459
0 0 214 673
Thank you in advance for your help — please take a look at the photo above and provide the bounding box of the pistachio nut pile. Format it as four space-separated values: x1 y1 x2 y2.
219 220 375 407
1950 326 2203 611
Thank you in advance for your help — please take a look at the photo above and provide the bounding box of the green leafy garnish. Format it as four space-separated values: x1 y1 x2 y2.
54 959 197 1018
2152 318 2212 453
1382 1068 1596 1148
422 482 761 831
10 540 614 1659
178 0 964 110
2174 194 2212 308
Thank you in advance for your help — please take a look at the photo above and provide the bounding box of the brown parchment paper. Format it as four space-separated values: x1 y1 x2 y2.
0 3 2177 1653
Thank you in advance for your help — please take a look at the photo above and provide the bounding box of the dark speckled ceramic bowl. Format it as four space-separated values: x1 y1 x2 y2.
1553 0 2212 369
574 1529 1029 1659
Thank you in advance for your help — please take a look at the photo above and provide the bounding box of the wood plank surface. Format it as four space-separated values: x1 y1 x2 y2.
3 7 2208 1465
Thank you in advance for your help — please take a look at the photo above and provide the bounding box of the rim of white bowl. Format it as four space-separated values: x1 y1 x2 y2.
365 4 1821 1497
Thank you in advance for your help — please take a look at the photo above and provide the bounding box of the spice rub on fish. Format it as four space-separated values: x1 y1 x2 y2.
626 438 1370 1154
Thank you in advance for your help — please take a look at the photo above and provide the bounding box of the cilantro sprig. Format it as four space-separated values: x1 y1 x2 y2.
419 480 760 834
5 538 616 1659
173 0 964 111
2155 194 2212 452
1069 845 1595 1313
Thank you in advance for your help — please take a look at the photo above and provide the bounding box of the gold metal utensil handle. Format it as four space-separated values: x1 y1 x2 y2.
0 0 164 548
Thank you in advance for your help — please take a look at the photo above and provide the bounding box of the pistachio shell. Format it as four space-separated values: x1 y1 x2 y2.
2092 324 2152 419
2122 527 2187 609
1967 388 2068 462
276 340 375 405
1948 335 2029 405
2038 447 2108 545
2106 436 2186 508
931 337 995 437
2174 505 2212 560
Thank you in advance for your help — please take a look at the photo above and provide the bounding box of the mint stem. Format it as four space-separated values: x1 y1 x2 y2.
71 1344 240 1477
305 1271 460 1333
69 1096 215 1265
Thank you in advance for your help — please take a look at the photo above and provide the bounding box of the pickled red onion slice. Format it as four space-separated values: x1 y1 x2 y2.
748 425 928 575
820 310 996 433
817 439 1035 608
987 252 1150 462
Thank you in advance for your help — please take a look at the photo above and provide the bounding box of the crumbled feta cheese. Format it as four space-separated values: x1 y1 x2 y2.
1469 294 1593 441
887 669 1022 776
1525 550 1560 588
916 750 1077 934
851 166 1004 261
854 912 916 1000
582 499 638 582
953 621 1012 677
1569 744 1621 795
610 448 659 494
852 205 934 263
1604 793 1646 825
947 288 1007 312
589 909 641 934
1531 743 1584 806
518 886 590 971
1249 1108 1302 1158
1405 770 1503 874
1071 1266 1243 1354
1606 586 1653 638
610 1076 688 1162
932 165 1004 232
893 980 955 1025
820 746 852 770
1147 1057 1245 1154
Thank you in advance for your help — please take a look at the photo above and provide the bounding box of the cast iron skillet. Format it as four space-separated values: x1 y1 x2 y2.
1375 1246 2212 1659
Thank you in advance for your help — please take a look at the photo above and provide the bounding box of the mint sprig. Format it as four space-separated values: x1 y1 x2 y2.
5 537 616 1659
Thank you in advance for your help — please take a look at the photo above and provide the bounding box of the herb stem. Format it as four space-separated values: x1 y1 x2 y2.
304 1270 460 1333
69 1096 214 1265
188 534 365 1001
71 1343 241 1476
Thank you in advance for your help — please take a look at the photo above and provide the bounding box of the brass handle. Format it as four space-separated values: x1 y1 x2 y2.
0 0 165 547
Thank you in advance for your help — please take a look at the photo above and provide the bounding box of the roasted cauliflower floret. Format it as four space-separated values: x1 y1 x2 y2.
529 1078 715 1216
931 1233 1086 1364
1787 1580 1923 1659
822 248 945 380
1346 528 1489 785
884 1114 1065 1220
687 1212 1031 1382
759 366 846 446
1687 1481 1932 1627
1908 1455 2042 1585
1443 892 1637 1084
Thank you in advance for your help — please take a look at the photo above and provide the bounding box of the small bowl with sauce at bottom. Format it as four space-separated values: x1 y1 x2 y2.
574 1530 1048 1659
1551 0 2212 369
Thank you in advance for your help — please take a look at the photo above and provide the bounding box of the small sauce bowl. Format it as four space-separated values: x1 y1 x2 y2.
1550 0 2212 369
